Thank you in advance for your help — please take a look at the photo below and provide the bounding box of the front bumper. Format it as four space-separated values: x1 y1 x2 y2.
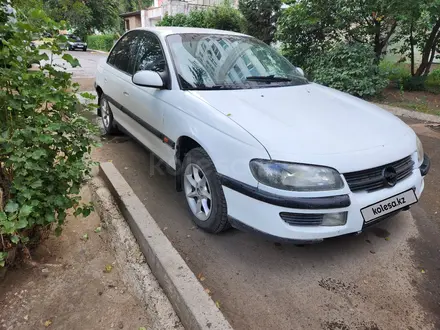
221 156 429 242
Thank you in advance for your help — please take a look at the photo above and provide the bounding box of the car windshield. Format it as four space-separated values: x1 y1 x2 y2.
166 33 308 90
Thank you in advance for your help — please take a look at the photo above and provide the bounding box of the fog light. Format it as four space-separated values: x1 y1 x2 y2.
321 212 348 226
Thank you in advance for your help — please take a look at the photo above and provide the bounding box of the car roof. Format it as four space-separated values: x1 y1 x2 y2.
131 27 249 38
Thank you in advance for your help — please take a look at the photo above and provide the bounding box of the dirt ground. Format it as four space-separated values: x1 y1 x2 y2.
376 88 440 116
0 188 152 330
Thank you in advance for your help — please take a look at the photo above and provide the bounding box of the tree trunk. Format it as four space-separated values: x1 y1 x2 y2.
415 19 440 76
410 21 415 76
424 32 440 76
374 20 381 59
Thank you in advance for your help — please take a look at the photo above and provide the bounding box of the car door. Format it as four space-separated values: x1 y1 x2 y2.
102 31 140 134
122 31 173 164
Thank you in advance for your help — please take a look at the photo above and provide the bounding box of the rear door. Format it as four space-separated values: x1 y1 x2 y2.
102 31 140 133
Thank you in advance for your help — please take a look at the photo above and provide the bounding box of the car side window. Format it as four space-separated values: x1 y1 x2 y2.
107 32 139 75
134 33 166 74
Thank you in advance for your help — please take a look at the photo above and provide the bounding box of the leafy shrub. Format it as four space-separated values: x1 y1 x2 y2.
87 34 118 51
310 42 388 98
0 4 96 265
157 4 245 33
425 68 440 93
379 60 411 84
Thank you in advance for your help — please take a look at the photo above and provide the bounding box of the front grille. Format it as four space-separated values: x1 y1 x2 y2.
343 156 414 193
280 212 324 226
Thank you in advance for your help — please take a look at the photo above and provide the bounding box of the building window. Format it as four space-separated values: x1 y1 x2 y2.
233 65 244 80
201 43 207 51
211 44 221 60
218 39 229 50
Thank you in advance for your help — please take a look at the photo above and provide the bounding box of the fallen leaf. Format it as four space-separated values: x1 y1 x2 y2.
44 320 52 327
108 160 113 163
24 315 29 321
163 227 168 231
421 269 426 274
139 327 147 330
197 272 202 279
94 227 102 233
204 288 211 295
200 276 206 282
384 237 390 241
226 113 232 117
215 301 221 309
81 233 88 241
103 264 113 273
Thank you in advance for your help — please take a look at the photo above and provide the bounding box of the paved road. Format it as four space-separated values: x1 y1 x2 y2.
74 51 440 329
92 122 440 330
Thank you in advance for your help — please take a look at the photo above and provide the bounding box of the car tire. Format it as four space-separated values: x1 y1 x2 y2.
83 48 87 52
182 148 230 234
99 95 119 135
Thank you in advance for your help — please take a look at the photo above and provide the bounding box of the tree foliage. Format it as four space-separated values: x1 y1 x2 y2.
238 0 282 44
157 4 245 33
0 1 96 266
312 42 388 97
394 0 440 77
42 0 120 36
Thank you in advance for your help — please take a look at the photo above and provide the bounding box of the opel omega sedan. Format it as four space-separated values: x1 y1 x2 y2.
95 27 430 242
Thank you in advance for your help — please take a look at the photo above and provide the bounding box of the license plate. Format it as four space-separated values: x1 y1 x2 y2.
361 189 418 223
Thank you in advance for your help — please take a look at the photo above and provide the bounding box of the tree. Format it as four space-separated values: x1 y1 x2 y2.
157 4 245 33
277 0 404 66
395 0 440 77
238 0 282 44
121 0 153 12
43 0 120 35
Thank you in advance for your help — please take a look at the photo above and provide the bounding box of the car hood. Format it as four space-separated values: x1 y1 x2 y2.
190 84 414 161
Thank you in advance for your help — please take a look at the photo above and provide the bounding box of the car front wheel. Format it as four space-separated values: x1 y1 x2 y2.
182 148 230 234
99 95 119 135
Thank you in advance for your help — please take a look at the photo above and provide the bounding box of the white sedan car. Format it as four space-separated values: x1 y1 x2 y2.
95 27 430 242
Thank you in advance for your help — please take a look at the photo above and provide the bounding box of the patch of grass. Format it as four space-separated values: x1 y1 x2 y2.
383 100 440 116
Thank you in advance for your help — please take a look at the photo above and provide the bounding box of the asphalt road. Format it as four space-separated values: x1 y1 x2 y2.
72 51 440 330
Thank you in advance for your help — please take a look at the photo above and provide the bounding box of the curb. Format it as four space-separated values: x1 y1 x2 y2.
89 49 109 55
98 162 233 330
377 103 440 123
88 178 184 330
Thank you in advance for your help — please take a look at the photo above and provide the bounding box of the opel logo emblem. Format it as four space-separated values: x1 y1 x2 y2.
383 166 398 187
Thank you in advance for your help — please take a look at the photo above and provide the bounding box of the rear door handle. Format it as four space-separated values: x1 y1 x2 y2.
123 91 129 96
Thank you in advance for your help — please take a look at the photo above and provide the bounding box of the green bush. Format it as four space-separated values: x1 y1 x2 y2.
379 60 411 84
310 42 388 98
425 68 440 93
157 4 245 33
0 4 96 266
87 34 118 51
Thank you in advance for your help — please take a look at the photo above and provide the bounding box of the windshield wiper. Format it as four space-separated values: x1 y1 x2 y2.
246 75 292 83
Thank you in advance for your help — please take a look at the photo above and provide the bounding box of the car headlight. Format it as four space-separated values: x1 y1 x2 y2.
250 160 344 191
416 136 424 166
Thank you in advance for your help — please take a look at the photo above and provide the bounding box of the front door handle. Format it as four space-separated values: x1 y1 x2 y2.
123 91 129 96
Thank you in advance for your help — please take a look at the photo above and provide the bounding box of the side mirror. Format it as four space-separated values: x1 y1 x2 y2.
296 67 305 77
132 70 164 88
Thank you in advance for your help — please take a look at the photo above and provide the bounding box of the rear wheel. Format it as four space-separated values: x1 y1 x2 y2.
182 148 230 234
99 95 119 135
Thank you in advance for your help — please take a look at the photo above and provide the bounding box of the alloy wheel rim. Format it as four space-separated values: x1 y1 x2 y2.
183 163 212 221
101 98 110 128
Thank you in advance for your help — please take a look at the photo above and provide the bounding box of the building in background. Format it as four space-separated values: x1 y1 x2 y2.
121 0 239 31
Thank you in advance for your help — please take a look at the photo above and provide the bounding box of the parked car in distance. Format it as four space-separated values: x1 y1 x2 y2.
95 27 430 243
66 34 87 51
